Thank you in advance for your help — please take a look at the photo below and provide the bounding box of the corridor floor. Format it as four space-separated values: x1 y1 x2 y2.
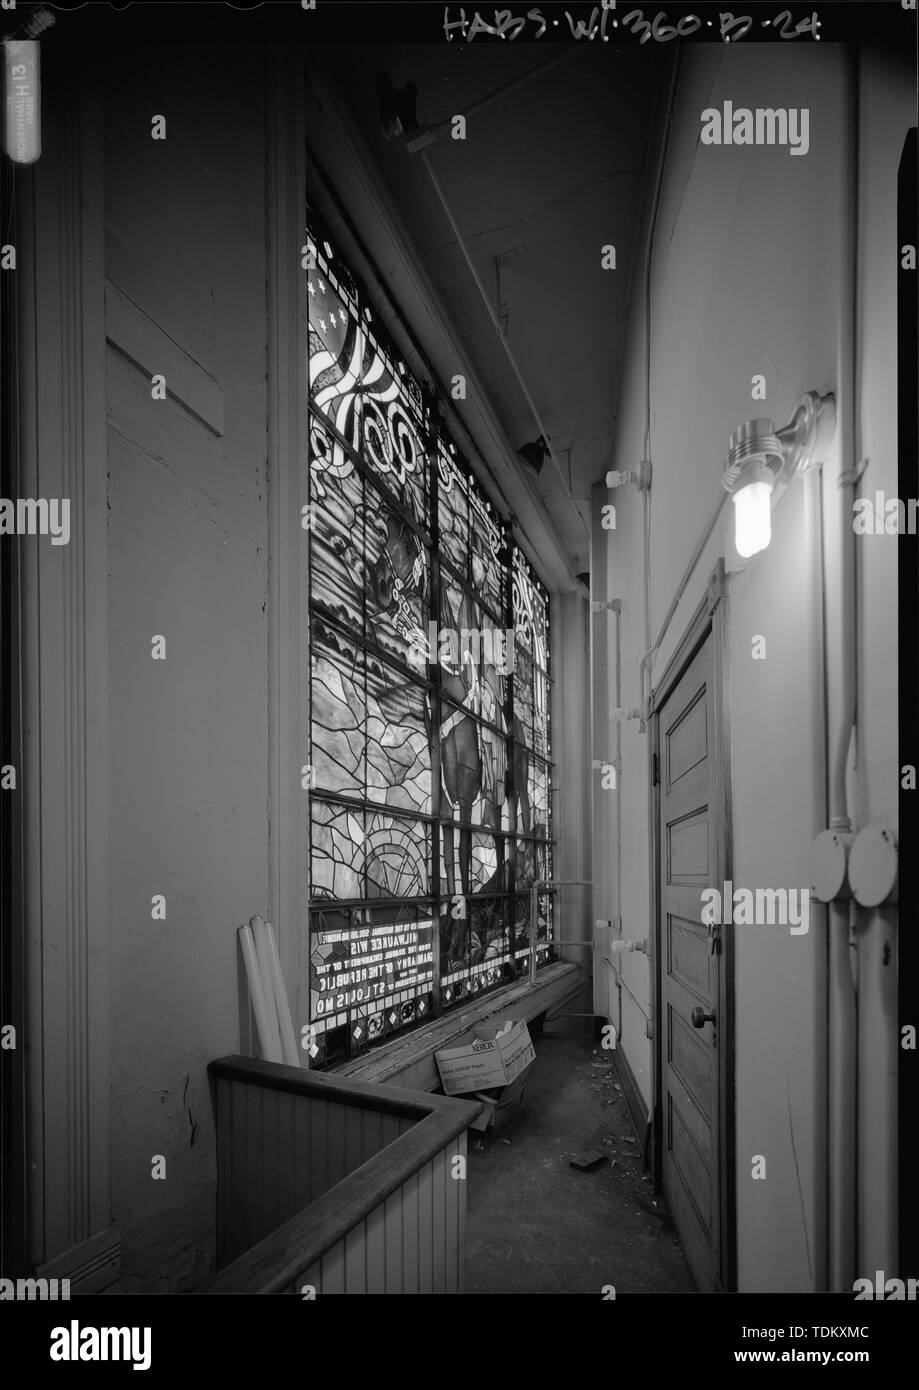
465 1032 696 1294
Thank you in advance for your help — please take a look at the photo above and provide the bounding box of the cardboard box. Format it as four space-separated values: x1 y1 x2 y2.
469 1071 529 1132
435 1017 535 1097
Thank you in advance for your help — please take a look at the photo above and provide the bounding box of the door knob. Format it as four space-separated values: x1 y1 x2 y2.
691 1006 715 1029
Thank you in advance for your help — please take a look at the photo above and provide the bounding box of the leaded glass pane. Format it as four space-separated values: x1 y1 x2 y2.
308 420 364 633
469 489 505 619
438 575 508 721
310 905 435 1059
440 897 514 1007
513 649 534 760
439 828 511 897
528 758 550 838
440 709 511 832
310 800 365 902
309 623 432 814
364 811 430 899
310 625 367 799
308 228 428 526
365 651 432 815
513 893 554 970
436 440 468 576
363 484 429 674
310 803 430 901
513 548 551 826
515 838 548 891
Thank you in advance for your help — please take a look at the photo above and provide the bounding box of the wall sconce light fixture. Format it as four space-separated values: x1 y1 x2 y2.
722 392 834 559
517 436 550 474
605 460 652 492
376 71 420 143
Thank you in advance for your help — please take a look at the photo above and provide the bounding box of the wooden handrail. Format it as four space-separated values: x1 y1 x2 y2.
209 1053 450 1118
199 1059 484 1294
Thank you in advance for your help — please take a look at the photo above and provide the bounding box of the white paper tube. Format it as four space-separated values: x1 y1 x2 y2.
253 916 300 1068
239 922 282 1063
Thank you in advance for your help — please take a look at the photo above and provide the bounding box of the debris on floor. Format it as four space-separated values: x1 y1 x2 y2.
570 1150 609 1172
466 1033 695 1294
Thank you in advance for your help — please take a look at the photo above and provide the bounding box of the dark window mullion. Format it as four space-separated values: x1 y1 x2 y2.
309 606 435 694
439 695 511 744
438 550 507 628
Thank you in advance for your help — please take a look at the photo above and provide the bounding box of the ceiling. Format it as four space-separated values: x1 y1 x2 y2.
321 42 670 572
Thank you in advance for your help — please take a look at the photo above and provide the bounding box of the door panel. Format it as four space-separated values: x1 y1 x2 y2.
668 915 711 998
668 810 709 883
659 632 721 1290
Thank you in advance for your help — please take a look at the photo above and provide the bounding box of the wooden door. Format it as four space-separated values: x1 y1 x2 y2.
658 631 722 1290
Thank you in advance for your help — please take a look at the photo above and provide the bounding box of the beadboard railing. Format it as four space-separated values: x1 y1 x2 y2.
198 1056 483 1294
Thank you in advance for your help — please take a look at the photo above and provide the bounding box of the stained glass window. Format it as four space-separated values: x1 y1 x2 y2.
307 210 553 1065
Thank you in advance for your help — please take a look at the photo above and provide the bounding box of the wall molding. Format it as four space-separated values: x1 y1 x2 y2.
36 1226 121 1294
18 85 116 1278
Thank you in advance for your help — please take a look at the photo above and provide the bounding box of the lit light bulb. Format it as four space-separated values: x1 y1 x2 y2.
732 479 773 558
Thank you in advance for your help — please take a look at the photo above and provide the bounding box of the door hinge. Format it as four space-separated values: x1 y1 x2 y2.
708 921 722 956
651 752 659 786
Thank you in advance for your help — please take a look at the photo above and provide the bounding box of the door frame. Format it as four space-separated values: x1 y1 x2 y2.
649 559 736 1292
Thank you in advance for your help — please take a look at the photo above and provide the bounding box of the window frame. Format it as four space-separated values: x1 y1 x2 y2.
305 207 554 1067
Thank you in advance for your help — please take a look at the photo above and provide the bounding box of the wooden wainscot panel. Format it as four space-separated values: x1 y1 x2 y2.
201 1058 481 1294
